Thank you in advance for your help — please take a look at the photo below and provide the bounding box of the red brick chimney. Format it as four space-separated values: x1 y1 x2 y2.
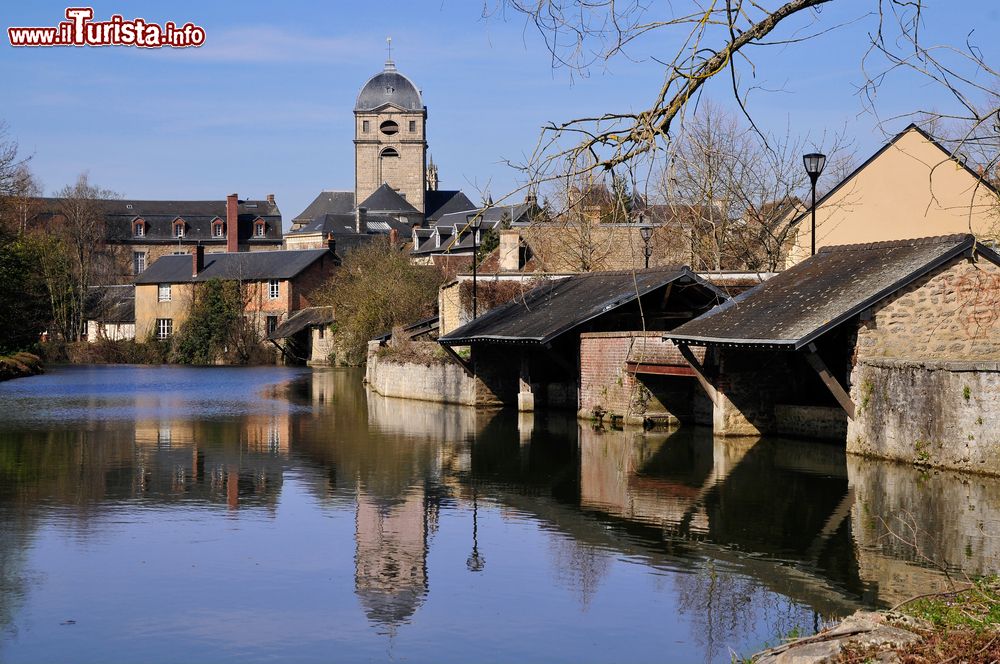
389 227 399 246
192 244 205 277
326 232 336 253
226 193 239 253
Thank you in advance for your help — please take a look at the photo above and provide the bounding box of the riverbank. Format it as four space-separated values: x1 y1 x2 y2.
0 352 43 381
752 578 1000 662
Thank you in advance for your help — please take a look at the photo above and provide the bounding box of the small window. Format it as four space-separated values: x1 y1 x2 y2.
156 318 173 340
133 221 145 238
157 284 171 302
317 326 325 340
173 222 185 238
133 251 146 275
255 222 266 238
268 279 279 299
266 315 279 336
380 120 399 135
381 147 399 159
362 120 370 133
212 221 224 238
408 120 416 132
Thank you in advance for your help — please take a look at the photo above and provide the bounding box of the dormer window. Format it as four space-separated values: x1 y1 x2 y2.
173 220 186 238
212 219 225 238
254 221 266 238
133 219 145 238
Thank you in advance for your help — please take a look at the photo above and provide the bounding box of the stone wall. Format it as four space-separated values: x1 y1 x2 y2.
365 341 477 405
848 359 1000 473
354 109 426 212
774 405 847 441
579 332 711 425
856 255 1000 361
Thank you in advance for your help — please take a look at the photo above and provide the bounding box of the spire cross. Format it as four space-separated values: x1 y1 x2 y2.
386 36 392 63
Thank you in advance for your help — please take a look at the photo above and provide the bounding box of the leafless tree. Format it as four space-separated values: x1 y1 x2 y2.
54 173 118 340
661 102 854 271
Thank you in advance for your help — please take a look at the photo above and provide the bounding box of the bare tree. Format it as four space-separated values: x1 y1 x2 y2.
54 174 117 341
661 103 854 271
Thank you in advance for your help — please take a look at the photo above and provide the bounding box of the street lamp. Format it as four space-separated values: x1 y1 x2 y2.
640 225 654 269
803 152 826 257
468 213 484 319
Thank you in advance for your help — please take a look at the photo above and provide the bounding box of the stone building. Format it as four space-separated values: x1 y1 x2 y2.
26 193 282 282
785 124 1000 266
133 246 337 343
665 234 1000 472
437 268 725 411
289 50 473 252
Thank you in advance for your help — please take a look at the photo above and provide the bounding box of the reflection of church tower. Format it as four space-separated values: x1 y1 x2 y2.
354 39 428 214
354 484 431 629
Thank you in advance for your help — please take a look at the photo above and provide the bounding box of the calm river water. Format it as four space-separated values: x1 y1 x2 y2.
0 365 997 663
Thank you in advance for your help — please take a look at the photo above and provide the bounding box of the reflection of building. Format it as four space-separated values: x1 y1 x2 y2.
354 486 432 629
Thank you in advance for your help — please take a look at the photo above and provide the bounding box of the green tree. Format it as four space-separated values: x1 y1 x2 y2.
171 279 243 365
314 239 444 365
0 231 50 353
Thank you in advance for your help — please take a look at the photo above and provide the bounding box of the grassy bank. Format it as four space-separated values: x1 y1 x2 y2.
0 352 43 381
839 578 1000 662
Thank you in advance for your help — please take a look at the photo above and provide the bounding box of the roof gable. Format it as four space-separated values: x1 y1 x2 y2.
439 268 725 346
359 183 419 215
667 234 995 348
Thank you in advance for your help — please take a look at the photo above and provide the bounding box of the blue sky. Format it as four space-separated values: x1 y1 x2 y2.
2 1 999 225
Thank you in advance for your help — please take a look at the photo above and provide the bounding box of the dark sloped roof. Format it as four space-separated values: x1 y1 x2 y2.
84 285 135 323
135 249 333 284
425 190 475 221
268 306 336 340
439 267 723 346
359 183 420 215
666 234 995 349
292 191 355 224
355 62 423 112
286 213 407 237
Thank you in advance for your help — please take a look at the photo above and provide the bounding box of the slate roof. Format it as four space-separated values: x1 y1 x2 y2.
134 249 333 284
666 234 997 349
31 197 283 244
425 190 475 221
355 62 423 112
268 306 336 340
439 267 724 346
292 191 355 224
84 285 135 323
286 213 408 237
359 183 420 215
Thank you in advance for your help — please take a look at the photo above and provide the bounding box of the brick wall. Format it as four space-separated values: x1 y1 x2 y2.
579 332 710 425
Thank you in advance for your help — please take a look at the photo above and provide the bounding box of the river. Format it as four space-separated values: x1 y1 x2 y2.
0 365 996 663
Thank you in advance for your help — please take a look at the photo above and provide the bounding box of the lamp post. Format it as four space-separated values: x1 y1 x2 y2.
468 213 483 319
640 225 654 269
803 152 827 256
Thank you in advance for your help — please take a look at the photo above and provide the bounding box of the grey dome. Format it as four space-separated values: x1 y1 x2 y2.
355 61 422 112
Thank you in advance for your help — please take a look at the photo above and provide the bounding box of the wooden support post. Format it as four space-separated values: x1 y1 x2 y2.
804 343 856 420
676 343 718 407
440 344 474 377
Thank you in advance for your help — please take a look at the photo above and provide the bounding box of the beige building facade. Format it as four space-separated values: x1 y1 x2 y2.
787 125 1000 267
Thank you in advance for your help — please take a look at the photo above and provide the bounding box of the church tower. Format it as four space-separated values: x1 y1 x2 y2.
354 40 427 214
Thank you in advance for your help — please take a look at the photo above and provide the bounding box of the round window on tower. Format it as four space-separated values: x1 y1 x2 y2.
380 120 399 136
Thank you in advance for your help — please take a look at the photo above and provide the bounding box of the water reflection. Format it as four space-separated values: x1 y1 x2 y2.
0 366 997 663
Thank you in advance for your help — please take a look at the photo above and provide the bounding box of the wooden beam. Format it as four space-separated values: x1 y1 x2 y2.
676 343 718 407
440 344 474 377
804 343 856 420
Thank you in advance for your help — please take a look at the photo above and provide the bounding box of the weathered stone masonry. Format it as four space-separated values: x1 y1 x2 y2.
848 255 1000 471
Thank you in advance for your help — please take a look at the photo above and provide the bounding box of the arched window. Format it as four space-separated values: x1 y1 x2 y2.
133 219 146 238
254 221 266 237
212 218 225 238
380 147 399 159
173 219 186 238
379 120 399 136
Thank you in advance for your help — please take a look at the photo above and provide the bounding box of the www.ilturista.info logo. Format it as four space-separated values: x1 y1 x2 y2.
7 8 205 48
